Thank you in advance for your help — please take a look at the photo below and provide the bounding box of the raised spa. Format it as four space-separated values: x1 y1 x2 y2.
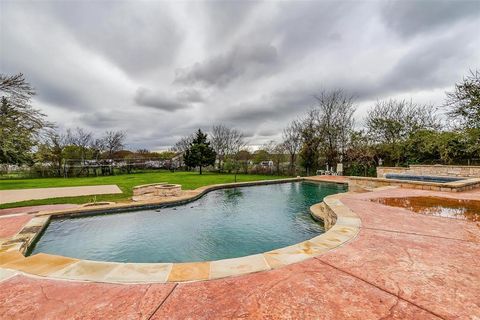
384 173 465 183
29 181 346 263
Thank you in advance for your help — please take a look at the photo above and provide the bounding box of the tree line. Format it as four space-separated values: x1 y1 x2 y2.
175 70 479 176
1 70 479 177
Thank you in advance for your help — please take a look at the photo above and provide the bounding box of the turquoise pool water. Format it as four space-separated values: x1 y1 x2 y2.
29 181 346 263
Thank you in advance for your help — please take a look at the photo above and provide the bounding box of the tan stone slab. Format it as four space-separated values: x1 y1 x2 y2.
324 225 360 243
50 260 119 281
167 262 210 282
2 253 78 276
209 254 270 280
335 216 362 227
308 235 344 250
0 185 122 204
0 268 17 281
0 243 23 253
263 241 327 269
104 263 173 283
0 251 24 266
26 216 49 227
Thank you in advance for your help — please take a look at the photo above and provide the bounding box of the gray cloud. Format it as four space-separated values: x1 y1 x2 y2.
1 0 479 150
174 44 278 87
381 0 480 38
201 1 259 46
134 87 190 112
176 88 205 103
44 2 185 76
381 31 476 93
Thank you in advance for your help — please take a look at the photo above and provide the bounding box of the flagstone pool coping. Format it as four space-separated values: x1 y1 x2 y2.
0 177 362 283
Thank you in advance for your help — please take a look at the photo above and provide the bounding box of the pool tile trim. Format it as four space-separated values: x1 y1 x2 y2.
0 178 360 283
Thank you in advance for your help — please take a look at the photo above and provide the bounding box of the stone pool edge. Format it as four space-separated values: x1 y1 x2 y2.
0 178 360 283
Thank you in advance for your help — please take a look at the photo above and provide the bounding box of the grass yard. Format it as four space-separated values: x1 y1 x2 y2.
0 171 287 209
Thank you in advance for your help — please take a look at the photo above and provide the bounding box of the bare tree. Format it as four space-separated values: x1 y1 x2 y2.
210 124 246 171
90 138 106 161
263 140 286 175
314 89 356 168
37 129 68 176
282 119 302 175
444 69 480 129
171 134 194 153
103 130 126 159
66 127 92 163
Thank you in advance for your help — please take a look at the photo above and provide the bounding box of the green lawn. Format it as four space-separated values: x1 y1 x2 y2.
0 171 287 209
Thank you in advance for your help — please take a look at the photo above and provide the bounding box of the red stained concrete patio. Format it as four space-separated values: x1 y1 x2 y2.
0 204 81 217
0 187 479 319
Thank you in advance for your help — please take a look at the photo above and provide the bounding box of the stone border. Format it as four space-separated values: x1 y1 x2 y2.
0 178 359 283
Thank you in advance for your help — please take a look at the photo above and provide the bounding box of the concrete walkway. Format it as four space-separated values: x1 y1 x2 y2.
0 188 479 319
0 185 122 204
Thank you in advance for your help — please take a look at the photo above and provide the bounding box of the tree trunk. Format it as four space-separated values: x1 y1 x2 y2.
199 165 202 175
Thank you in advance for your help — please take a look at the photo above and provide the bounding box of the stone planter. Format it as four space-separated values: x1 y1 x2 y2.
133 183 167 196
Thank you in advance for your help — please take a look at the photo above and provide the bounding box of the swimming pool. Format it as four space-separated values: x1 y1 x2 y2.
29 181 346 263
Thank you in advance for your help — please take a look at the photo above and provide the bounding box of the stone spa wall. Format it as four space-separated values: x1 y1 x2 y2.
349 176 480 192
377 165 480 178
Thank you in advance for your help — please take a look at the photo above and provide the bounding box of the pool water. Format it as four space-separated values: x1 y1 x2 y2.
29 182 346 263
374 197 480 222
385 174 464 183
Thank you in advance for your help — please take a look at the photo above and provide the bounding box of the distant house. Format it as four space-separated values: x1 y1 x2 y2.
259 160 274 167
171 152 185 168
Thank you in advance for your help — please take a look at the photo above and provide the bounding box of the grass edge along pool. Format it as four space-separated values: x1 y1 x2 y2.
29 181 346 263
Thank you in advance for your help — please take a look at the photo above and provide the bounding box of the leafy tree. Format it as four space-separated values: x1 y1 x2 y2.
236 149 252 173
184 129 216 174
66 127 92 164
253 149 270 164
0 73 50 164
365 99 439 165
463 128 480 162
157 151 176 160
445 70 480 129
403 130 442 164
343 130 376 176
299 109 320 175
36 130 68 176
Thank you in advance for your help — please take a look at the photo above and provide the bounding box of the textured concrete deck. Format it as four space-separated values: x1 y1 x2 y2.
0 187 479 319
305 175 349 184
0 185 122 204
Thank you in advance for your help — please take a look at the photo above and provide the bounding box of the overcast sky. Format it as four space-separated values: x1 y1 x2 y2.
1 0 479 150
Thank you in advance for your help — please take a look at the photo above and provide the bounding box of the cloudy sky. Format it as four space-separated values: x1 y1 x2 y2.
1 0 479 150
